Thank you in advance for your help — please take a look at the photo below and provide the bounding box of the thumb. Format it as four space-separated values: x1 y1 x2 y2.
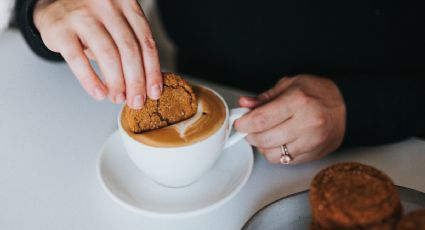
239 96 260 108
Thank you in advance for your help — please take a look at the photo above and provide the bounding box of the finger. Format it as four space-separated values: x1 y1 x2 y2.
257 140 326 165
256 140 301 164
239 96 259 109
79 37 96 61
123 1 162 100
235 93 296 133
83 48 95 61
97 5 146 108
58 32 107 100
238 77 294 108
84 49 95 61
256 140 306 164
75 19 125 104
246 118 297 148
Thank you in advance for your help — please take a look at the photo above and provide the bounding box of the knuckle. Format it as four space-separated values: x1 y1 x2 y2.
251 112 268 130
130 0 141 9
69 7 91 21
62 49 80 64
92 0 112 8
125 69 144 82
142 36 157 52
122 38 140 57
48 20 66 31
41 26 65 48
150 71 163 83
259 90 273 101
98 45 117 59
80 78 100 94
127 81 145 94
258 135 273 148
105 77 125 93
108 85 125 96
125 70 144 83
76 73 91 86
102 0 113 5
297 94 310 106
69 9 99 29
311 112 327 127
290 88 309 105
131 0 144 16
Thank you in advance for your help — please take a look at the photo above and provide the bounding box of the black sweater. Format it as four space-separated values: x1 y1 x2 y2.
15 0 425 148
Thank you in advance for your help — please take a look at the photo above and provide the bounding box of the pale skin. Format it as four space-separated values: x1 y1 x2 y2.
33 0 347 164
33 0 162 108
235 75 346 164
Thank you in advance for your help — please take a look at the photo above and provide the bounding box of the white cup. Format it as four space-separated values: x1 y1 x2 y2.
118 87 249 188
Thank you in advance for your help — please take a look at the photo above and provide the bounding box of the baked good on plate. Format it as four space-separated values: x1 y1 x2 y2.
310 162 402 229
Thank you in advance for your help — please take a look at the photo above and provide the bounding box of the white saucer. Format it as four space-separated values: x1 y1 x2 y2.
97 131 254 218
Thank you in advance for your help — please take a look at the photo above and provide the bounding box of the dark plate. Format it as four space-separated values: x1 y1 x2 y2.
243 186 425 230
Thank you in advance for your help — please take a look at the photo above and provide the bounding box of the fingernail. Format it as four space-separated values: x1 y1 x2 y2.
150 84 162 100
114 93 126 104
241 97 257 106
132 95 144 109
93 87 106 100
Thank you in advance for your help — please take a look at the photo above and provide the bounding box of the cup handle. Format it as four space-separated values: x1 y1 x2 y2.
224 108 250 149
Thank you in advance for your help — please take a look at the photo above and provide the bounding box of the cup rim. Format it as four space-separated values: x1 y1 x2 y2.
118 85 230 149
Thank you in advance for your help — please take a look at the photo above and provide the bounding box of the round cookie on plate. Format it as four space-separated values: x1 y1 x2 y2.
309 162 402 230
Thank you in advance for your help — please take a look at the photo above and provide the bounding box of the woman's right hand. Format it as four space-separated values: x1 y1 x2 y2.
33 0 162 108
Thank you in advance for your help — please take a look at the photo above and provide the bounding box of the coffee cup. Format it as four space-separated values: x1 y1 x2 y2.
118 86 249 187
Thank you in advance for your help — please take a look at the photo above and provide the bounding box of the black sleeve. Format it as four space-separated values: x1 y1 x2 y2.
15 0 63 61
331 77 425 148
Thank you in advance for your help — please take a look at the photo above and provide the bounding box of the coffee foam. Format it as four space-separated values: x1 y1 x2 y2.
174 100 205 138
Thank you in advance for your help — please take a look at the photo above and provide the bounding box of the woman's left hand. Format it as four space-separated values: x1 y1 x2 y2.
235 75 346 164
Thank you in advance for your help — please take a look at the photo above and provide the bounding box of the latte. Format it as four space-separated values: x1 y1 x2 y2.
122 86 226 147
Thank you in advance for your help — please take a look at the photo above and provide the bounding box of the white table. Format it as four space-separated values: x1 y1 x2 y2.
1 30 424 230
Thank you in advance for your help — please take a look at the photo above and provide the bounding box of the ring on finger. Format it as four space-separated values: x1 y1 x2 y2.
279 145 293 165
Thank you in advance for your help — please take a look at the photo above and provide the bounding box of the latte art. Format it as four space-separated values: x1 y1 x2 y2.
175 100 205 138
122 86 226 147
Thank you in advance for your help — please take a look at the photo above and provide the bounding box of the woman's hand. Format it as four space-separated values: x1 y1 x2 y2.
235 75 346 164
33 0 162 108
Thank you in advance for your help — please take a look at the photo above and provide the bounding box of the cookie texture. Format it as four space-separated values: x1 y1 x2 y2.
309 162 402 230
123 72 197 133
397 209 425 230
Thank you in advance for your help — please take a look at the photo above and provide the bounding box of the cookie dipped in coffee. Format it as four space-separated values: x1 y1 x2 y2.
122 74 226 147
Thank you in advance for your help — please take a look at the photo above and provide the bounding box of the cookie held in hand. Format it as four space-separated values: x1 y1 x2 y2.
123 72 198 133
